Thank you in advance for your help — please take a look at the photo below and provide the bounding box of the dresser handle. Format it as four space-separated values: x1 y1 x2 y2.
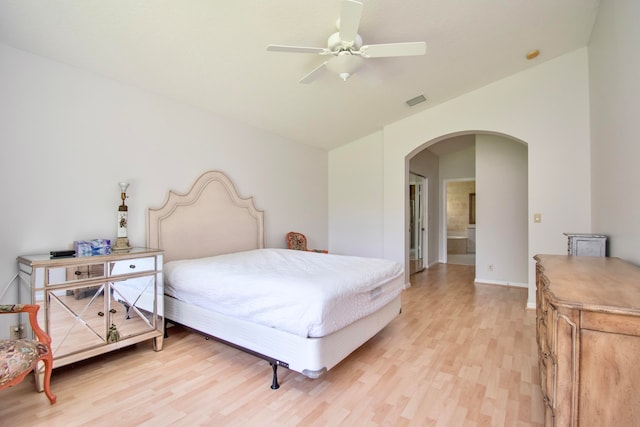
98 311 104 317
74 270 82 276
109 308 117 314
129 264 136 269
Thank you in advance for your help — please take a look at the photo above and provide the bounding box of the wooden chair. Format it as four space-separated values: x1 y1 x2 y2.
286 231 328 254
0 304 56 404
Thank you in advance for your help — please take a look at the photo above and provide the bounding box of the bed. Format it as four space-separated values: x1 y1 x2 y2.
146 170 404 388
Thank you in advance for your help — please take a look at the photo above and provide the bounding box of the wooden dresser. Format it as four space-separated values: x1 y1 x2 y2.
535 254 640 426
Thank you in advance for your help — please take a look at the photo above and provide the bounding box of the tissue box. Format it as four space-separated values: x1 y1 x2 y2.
74 239 111 257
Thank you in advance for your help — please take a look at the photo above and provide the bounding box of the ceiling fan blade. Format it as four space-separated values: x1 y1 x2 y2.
267 45 328 54
339 0 363 45
359 42 427 58
299 61 328 84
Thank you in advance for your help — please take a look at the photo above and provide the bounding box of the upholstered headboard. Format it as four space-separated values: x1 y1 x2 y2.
147 171 265 262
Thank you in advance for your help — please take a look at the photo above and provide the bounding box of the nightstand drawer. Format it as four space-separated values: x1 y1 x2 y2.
48 263 105 285
109 257 156 276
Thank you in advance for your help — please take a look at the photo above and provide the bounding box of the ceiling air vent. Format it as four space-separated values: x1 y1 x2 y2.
406 94 427 107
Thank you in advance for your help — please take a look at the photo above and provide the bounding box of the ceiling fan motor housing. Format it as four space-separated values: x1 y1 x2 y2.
328 32 363 52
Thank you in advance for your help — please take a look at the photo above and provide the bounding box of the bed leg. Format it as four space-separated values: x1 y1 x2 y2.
270 363 280 390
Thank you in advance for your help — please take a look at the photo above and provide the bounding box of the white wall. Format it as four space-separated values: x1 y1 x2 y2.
329 49 592 306
328 131 384 257
439 145 476 180
589 0 640 265
475 135 528 286
0 43 328 302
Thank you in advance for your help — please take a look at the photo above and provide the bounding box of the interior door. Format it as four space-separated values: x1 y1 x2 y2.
409 173 426 274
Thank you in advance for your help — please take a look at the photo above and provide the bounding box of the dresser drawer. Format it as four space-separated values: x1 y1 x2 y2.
109 256 156 276
581 311 640 336
48 263 105 285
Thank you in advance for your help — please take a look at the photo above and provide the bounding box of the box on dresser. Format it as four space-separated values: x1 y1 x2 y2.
563 233 607 257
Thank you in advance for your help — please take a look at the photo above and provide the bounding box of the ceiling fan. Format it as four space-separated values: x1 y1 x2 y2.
267 0 426 83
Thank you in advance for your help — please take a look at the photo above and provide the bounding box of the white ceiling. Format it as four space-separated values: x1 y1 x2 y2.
0 0 600 151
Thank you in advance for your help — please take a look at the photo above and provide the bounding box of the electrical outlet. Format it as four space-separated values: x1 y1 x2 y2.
488 264 494 272
10 323 26 339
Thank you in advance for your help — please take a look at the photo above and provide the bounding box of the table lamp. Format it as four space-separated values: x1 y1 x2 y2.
112 182 131 251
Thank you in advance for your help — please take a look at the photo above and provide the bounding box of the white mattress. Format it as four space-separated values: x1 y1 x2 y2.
163 248 404 338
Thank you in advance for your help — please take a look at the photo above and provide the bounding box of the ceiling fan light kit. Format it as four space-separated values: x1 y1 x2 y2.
267 0 427 83
325 53 364 81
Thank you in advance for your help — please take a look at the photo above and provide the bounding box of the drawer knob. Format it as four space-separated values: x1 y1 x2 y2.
98 311 104 317
109 308 117 314
129 264 136 269
74 270 82 276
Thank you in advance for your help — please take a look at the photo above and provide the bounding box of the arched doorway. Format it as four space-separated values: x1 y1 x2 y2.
406 132 528 287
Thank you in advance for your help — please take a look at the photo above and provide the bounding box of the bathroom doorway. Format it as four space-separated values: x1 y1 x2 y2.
445 179 476 266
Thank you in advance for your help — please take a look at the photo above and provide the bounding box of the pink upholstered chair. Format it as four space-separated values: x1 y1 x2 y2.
0 304 56 404
286 231 328 254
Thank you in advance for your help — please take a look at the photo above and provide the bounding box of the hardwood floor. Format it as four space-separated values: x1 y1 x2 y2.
0 263 543 426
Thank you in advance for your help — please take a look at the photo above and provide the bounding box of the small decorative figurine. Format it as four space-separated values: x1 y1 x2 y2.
107 323 120 342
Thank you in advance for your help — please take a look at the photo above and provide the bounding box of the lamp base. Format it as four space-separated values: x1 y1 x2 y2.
112 237 131 251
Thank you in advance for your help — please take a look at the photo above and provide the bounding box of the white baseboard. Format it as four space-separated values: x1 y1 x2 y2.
474 278 528 288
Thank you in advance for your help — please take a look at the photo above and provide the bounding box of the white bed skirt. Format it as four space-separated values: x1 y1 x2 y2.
164 292 402 378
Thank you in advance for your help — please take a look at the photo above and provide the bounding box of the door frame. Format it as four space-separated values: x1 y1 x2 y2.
409 173 427 273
